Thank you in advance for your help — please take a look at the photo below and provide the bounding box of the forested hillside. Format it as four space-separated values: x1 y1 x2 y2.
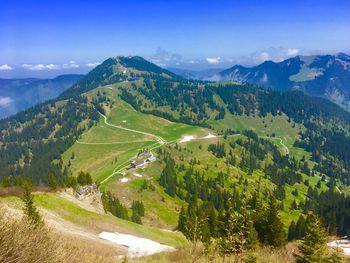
0 96 99 184
1 56 350 260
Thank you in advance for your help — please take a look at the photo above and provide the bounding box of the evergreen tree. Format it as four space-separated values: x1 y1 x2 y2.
159 158 177 197
295 215 307 239
178 206 186 233
21 184 43 228
288 220 296 241
290 200 298 210
77 171 93 185
264 196 286 247
296 215 328 263
131 210 142 224
66 175 78 190
101 191 109 213
48 173 58 190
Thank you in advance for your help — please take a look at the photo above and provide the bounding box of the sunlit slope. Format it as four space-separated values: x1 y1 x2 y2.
1 192 186 248
62 86 207 183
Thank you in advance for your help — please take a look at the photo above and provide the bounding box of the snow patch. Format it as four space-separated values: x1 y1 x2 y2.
120 178 129 183
179 135 194 143
202 133 217 139
327 239 350 256
99 231 175 258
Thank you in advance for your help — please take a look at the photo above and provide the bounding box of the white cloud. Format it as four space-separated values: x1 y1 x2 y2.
0 96 14 107
85 62 101 67
150 48 184 67
287 48 300 56
206 57 221 64
22 63 60 70
259 52 270 62
62 60 80 69
0 64 13 70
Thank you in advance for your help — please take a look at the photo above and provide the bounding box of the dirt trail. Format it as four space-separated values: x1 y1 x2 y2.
99 112 166 145
261 136 290 155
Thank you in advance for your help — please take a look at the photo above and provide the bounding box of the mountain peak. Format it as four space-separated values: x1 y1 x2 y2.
336 52 350 62
59 56 181 99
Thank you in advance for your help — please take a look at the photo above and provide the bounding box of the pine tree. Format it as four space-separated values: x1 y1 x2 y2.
265 196 286 247
48 173 58 190
77 171 93 185
296 215 328 263
66 175 78 190
101 191 109 213
295 215 307 239
21 184 43 228
288 220 296 241
290 199 298 210
159 158 177 197
178 206 186 233
131 210 142 224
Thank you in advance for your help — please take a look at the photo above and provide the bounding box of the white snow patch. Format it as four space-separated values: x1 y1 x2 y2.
120 178 129 183
99 231 175 258
327 239 350 256
202 133 217 139
133 173 143 177
179 135 194 143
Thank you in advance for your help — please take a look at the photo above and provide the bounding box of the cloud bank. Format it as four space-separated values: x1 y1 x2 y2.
0 64 13 70
22 63 60 70
206 57 221 64
85 62 101 67
0 96 14 107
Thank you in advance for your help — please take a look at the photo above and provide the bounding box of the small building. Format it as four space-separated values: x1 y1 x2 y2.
146 156 157 163
130 160 146 169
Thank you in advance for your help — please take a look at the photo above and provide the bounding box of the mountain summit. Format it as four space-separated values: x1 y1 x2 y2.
60 56 180 99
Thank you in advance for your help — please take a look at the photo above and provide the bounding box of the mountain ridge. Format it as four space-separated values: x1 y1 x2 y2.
217 53 350 110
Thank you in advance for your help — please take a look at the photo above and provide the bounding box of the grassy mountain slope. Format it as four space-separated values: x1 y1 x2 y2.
2 56 350 260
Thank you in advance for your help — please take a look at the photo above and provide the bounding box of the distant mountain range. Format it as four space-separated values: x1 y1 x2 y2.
168 53 350 110
0 74 83 119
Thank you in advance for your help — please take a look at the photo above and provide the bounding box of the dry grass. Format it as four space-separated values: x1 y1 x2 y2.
124 243 296 263
0 206 117 263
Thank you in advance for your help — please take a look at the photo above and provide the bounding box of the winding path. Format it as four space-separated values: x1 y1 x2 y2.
98 112 166 185
261 136 290 155
98 112 166 145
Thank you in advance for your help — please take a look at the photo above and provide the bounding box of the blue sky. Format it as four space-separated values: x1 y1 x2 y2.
1 0 350 77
